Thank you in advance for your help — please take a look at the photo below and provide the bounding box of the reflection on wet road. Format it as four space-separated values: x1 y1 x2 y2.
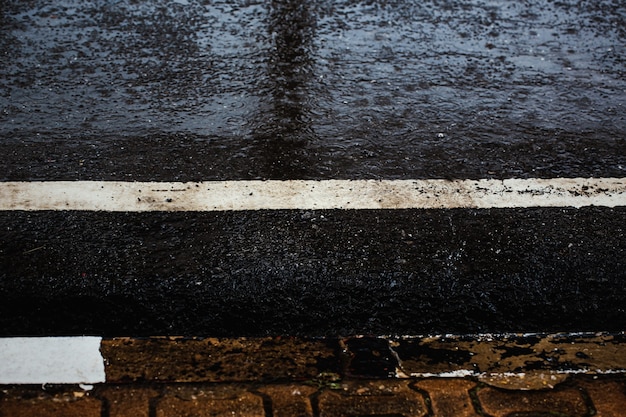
252 0 316 178
0 0 624 180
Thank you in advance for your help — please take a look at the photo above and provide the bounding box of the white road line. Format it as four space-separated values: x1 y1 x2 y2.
0 178 624 211
0 337 105 384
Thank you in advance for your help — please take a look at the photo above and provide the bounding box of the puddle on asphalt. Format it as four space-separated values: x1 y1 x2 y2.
0 0 624 179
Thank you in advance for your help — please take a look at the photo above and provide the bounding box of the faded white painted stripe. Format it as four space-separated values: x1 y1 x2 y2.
0 337 105 384
0 178 624 211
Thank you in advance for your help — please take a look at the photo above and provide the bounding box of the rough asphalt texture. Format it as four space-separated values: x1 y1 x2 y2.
1 208 624 336
0 0 625 336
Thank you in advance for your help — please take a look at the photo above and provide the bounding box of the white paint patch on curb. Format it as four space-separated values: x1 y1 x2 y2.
0 178 625 211
0 337 105 384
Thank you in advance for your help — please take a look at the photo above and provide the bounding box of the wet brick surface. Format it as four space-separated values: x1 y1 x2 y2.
154 385 265 417
6 336 623 416
577 379 626 417
256 385 318 417
100 386 158 417
0 390 102 417
316 380 428 417
413 379 480 417
475 385 589 417
2 377 626 417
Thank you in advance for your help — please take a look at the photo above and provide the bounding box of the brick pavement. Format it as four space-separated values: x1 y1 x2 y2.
2 377 626 416
2 335 626 416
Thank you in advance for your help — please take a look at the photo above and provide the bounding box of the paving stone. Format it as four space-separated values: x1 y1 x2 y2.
155 385 264 417
478 372 570 390
0 389 101 417
98 386 159 417
414 379 480 417
3 376 626 416
476 385 589 417
317 380 427 417
578 378 626 417
102 337 339 382
256 384 317 417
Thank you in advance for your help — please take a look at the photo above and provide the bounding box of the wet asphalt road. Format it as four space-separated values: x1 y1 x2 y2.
1 0 624 181
0 0 625 336
1 208 626 336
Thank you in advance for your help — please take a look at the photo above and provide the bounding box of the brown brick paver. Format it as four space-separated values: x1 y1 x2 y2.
257 384 318 417
476 385 590 417
414 379 480 417
316 380 428 417
98 386 159 417
0 391 101 417
579 379 626 417
3 377 626 416
155 385 264 417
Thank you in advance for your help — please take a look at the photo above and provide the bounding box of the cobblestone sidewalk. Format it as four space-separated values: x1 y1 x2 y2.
2 335 626 416
2 376 626 416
